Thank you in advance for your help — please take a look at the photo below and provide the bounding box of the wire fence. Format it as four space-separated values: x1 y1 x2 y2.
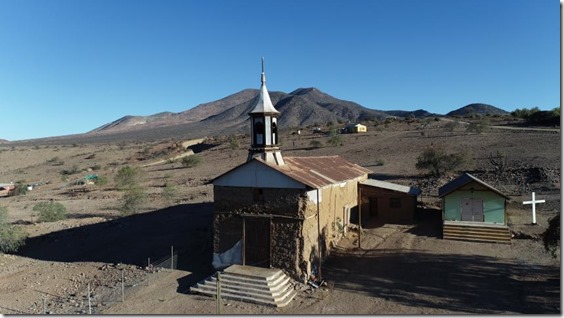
14 246 179 315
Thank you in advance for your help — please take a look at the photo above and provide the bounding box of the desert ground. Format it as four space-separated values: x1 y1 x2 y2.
0 118 560 314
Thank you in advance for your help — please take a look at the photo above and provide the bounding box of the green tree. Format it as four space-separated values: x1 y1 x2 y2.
181 155 202 168
115 165 142 190
119 186 147 216
33 201 68 223
228 135 240 150
0 207 27 253
416 147 468 177
327 134 343 147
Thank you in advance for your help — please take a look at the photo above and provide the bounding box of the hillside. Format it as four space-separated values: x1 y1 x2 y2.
447 103 509 117
90 87 390 135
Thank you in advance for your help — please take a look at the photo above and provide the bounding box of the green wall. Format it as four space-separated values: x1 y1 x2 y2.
443 182 506 224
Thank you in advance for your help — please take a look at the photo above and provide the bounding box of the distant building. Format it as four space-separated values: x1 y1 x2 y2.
212 61 370 280
344 123 367 133
0 183 15 197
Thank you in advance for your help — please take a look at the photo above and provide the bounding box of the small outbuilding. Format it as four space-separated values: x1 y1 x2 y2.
438 173 511 243
344 123 367 133
358 179 421 224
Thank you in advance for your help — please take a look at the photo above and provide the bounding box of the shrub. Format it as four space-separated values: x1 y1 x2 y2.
115 166 142 190
119 186 146 216
11 183 28 196
162 182 178 206
181 155 202 168
327 134 343 147
33 201 68 223
444 120 460 132
228 135 240 150
60 165 80 176
466 118 490 133
310 140 324 148
543 214 560 258
416 147 468 177
95 175 108 187
0 207 27 253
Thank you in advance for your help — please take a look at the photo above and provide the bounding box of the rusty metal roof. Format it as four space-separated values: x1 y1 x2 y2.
260 155 371 189
360 179 421 196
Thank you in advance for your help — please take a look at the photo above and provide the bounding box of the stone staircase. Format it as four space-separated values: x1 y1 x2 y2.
443 221 511 244
190 265 297 307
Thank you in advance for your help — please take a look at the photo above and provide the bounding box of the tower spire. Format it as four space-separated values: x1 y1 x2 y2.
247 58 284 166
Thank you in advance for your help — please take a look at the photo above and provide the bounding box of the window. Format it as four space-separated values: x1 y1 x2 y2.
389 198 401 209
253 188 264 202
254 120 265 146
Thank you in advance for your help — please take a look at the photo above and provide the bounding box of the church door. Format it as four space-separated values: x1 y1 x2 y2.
244 217 271 268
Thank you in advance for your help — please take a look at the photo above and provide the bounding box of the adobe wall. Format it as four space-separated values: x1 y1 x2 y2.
299 176 366 279
213 186 305 279
359 185 417 224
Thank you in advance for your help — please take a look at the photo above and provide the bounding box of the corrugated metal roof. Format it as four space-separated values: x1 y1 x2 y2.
260 156 371 189
438 172 510 199
360 179 421 196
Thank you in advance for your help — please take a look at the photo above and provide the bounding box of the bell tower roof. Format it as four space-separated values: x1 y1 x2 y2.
249 57 280 115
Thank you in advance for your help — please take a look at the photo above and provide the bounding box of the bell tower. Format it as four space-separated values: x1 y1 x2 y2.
247 58 285 166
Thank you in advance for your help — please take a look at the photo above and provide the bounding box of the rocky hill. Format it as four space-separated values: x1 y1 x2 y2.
446 103 509 117
90 87 391 135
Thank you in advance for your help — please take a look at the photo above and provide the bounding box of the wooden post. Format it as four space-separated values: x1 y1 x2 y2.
87 283 92 314
121 269 125 302
216 272 222 315
242 216 246 265
317 189 322 280
171 246 174 271
358 186 362 249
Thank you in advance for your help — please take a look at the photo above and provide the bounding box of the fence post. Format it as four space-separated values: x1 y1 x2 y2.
171 246 174 271
216 272 221 315
121 269 125 302
87 283 92 314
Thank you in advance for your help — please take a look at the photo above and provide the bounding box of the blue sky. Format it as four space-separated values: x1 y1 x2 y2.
0 0 559 141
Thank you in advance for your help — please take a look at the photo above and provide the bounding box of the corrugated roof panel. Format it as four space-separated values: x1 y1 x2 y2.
360 179 421 196
262 156 371 189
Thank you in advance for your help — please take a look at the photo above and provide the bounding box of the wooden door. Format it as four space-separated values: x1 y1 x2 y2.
244 217 271 268
369 198 378 218
461 198 484 222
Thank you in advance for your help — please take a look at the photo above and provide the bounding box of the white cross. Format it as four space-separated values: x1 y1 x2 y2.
523 192 545 225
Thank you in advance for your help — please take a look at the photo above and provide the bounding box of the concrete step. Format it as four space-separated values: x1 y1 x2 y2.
190 265 297 307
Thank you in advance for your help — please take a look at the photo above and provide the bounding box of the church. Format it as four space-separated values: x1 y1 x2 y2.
212 60 371 280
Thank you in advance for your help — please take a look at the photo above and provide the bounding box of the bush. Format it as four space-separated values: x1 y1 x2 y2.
33 201 68 223
119 186 146 216
0 207 27 253
228 135 240 150
181 155 202 168
95 175 108 187
310 140 324 148
543 214 560 258
416 147 468 177
115 166 142 190
60 165 80 176
327 134 343 147
11 183 28 196
466 118 490 133
162 182 177 206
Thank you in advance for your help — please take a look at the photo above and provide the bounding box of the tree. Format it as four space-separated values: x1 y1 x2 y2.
0 207 27 253
228 135 240 150
115 166 142 190
542 214 560 258
119 186 147 216
416 147 468 177
327 134 343 147
33 201 68 223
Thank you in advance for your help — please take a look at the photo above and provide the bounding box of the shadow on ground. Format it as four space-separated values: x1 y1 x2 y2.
17 203 215 282
326 250 559 314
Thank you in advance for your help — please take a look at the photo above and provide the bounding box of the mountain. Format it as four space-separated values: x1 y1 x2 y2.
90 87 391 135
382 109 436 118
446 103 509 117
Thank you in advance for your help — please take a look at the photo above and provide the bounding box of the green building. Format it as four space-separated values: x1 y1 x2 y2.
439 173 511 243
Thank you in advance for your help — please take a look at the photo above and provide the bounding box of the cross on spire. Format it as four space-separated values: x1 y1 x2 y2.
523 192 545 225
